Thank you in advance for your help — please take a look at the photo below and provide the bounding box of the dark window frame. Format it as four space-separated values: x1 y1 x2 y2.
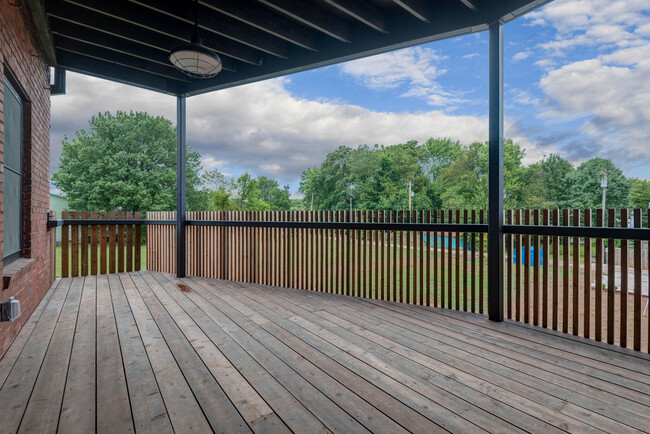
3 69 26 265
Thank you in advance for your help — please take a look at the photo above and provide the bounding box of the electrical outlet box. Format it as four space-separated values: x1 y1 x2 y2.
1 297 21 322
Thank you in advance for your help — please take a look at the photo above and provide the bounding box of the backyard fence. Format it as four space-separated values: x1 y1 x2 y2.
57 211 143 277
53 208 650 352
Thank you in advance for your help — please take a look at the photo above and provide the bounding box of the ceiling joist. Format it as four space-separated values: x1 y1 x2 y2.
49 17 237 72
197 0 319 51
257 0 351 43
392 0 432 22
128 0 289 58
459 0 479 12
57 0 262 65
322 0 387 33
53 35 193 82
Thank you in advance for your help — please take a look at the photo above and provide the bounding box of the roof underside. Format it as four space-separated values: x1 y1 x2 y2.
35 0 551 97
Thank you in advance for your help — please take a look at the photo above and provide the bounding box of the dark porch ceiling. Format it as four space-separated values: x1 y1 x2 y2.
34 0 551 97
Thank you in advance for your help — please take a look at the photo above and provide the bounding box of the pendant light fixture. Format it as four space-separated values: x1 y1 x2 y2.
169 0 222 79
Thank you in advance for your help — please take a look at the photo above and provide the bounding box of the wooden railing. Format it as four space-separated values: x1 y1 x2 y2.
51 208 649 352
57 211 144 277
148 210 490 312
505 208 649 352
146 209 649 353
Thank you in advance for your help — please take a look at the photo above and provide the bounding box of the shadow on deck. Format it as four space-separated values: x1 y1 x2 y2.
0 271 648 433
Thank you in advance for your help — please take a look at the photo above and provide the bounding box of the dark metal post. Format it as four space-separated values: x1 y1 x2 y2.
488 22 504 321
176 96 187 278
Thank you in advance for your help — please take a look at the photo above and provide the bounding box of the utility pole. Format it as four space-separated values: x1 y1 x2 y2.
601 169 608 213
408 182 412 211
349 196 352 212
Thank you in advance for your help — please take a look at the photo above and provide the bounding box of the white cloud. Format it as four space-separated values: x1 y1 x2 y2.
521 0 650 167
338 47 461 106
53 72 521 189
462 53 479 59
513 51 532 61
539 57 650 164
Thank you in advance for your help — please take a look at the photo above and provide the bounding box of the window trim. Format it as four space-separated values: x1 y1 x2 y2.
3 73 25 264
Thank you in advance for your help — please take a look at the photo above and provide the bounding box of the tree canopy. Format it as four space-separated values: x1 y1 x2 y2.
300 139 636 211
53 111 206 211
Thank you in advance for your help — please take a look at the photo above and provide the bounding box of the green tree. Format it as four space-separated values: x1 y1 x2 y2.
630 178 650 209
258 176 292 210
203 168 237 211
439 139 526 209
559 158 630 210
53 111 206 211
234 173 269 211
538 154 574 207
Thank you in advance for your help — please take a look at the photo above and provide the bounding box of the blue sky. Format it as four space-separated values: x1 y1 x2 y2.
51 0 650 195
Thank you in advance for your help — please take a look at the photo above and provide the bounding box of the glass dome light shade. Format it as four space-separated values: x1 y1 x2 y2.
170 40 222 79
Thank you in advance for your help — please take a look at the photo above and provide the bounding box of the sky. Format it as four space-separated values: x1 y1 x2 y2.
50 0 650 197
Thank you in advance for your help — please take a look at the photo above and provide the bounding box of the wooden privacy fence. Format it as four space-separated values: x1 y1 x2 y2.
58 211 143 278
147 209 650 353
148 210 489 312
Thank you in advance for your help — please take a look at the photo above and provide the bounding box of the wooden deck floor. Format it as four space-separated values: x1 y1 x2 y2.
0 272 648 433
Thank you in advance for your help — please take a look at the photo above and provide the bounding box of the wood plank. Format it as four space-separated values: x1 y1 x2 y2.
120 274 212 432
16 277 84 433
61 211 70 277
572 209 580 336
479 210 484 314
0 279 72 433
96 275 134 432
0 282 57 388
143 273 331 433
90 211 98 275
80 211 89 276
542 209 549 328
533 209 539 326
131 274 251 432
222 279 521 433
524 209 530 323
109 211 117 274
182 276 423 433
126 211 134 272
633 208 642 351
620 208 629 347
118 211 126 273
71 211 80 277
552 209 559 331
109 274 173 432
58 276 97 433
584 209 592 339
134 212 142 272
563 209 570 334
608 209 616 344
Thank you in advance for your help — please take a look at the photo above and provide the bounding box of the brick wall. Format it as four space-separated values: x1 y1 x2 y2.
0 0 52 356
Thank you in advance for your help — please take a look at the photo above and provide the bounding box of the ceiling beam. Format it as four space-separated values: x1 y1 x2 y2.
196 0 319 51
49 17 237 72
55 49 186 95
53 35 193 82
257 0 351 43
322 0 387 33
392 0 432 22
459 0 479 12
128 0 289 57
55 0 263 65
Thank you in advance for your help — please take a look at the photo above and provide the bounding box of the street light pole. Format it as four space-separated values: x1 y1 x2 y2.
601 169 608 213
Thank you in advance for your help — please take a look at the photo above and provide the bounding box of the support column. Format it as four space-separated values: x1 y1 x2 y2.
176 96 187 278
488 22 504 321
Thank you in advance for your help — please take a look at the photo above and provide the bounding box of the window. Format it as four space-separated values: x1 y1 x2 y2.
3 77 23 263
